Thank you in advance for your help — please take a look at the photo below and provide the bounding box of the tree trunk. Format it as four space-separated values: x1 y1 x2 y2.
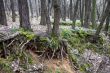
95 1 110 36
104 14 110 36
0 0 7 25
83 0 91 28
91 0 96 28
29 0 34 18
18 0 31 30
80 0 84 26
35 0 39 19
62 0 66 21
40 0 46 25
72 0 79 29
69 0 73 20
10 0 16 22
46 0 52 35
52 0 60 37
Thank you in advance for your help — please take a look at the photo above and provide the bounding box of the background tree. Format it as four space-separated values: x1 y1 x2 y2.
10 0 16 22
95 1 110 37
69 0 73 20
28 0 34 18
40 0 46 25
0 0 7 25
104 13 110 36
46 0 52 35
91 0 96 28
83 0 91 28
80 0 84 26
18 0 31 30
72 0 80 29
52 0 60 37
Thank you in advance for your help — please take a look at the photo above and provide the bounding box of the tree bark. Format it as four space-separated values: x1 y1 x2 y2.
40 0 46 25
35 0 39 19
18 0 31 31
10 0 16 22
46 0 52 35
72 0 79 29
104 14 110 36
83 0 91 28
80 0 84 26
95 1 110 36
62 0 66 21
52 0 60 37
69 0 73 20
29 0 34 18
91 0 96 28
0 0 7 25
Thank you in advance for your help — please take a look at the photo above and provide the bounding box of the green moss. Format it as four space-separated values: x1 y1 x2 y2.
79 63 92 73
61 28 110 73
55 68 61 73
0 50 34 72
19 28 36 40
4 26 109 73
61 28 88 53
0 58 13 73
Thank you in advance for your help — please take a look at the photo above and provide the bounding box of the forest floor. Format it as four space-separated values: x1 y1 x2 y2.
5 17 72 36
0 17 76 73
0 17 72 42
1 17 110 73
30 51 75 73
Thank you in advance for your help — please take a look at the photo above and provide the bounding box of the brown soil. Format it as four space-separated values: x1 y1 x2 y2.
29 51 76 73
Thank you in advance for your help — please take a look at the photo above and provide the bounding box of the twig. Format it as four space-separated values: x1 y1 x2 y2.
50 49 56 60
61 47 64 61
3 42 7 58
20 40 30 53
7 39 16 47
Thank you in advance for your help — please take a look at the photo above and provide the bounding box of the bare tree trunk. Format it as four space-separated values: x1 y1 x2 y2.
4 0 11 17
69 0 73 20
104 14 110 36
62 0 66 21
72 0 79 29
80 0 84 26
18 0 31 30
96 6 100 22
52 0 60 37
10 0 16 22
0 0 7 26
29 0 34 18
35 0 39 19
83 0 91 28
91 0 96 28
95 1 110 36
40 0 46 25
46 0 52 35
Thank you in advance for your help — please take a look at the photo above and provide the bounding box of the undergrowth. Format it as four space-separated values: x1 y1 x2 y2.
61 27 110 73
1 27 110 73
